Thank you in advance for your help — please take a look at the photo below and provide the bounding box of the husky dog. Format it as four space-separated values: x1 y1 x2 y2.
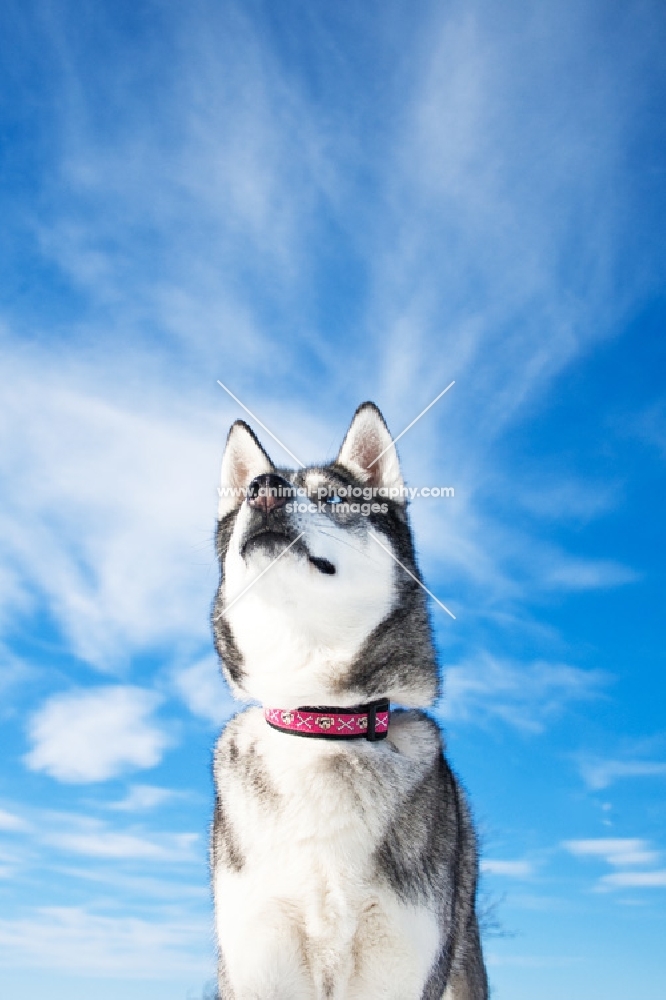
211 403 487 1000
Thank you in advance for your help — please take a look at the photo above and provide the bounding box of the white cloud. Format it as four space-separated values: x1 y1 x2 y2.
173 654 240 726
0 808 29 832
44 829 198 862
579 758 666 791
541 555 639 590
436 653 607 732
481 859 534 878
0 358 224 669
515 477 622 524
370 0 647 435
599 871 666 889
25 686 171 783
28 0 331 373
0 799 201 883
563 838 660 868
54 865 208 902
564 837 666 893
0 906 211 976
108 784 178 812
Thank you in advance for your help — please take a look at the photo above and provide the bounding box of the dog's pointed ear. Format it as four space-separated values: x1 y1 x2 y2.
218 421 274 518
336 402 404 498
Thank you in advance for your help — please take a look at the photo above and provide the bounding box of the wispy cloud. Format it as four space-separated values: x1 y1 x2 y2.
108 784 180 813
0 906 211 976
0 793 207 972
53 865 208 902
579 757 666 791
515 477 623 524
0 799 209 975
0 800 202 876
44 828 198 863
405 475 637 624
25 686 172 783
0 808 29 833
481 859 534 878
368 0 654 434
563 838 660 868
436 653 607 732
345 0 647 615
599 870 666 889
0 357 223 669
540 554 639 590
563 837 666 893
172 654 240 727
26 1 333 376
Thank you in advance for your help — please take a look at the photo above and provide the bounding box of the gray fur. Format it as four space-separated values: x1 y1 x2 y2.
212 795 244 874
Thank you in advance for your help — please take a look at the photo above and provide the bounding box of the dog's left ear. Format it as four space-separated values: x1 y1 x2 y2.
336 402 404 498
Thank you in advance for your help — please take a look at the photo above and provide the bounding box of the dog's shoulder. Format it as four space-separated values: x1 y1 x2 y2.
213 707 277 799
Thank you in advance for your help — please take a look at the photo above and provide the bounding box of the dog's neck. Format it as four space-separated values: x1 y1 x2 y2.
264 699 390 742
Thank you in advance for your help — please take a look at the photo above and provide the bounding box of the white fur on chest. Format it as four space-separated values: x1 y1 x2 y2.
213 710 442 1000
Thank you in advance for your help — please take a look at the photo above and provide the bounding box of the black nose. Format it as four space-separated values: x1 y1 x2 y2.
247 474 293 514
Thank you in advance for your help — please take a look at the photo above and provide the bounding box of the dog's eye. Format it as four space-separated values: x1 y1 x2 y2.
327 495 342 504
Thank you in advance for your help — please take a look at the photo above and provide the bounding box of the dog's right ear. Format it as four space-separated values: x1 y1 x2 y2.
336 402 404 498
218 421 274 518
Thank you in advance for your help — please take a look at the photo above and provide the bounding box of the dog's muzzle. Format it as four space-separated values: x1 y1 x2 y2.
243 473 337 575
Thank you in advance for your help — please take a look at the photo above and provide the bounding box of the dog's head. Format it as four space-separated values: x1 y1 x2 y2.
212 402 439 708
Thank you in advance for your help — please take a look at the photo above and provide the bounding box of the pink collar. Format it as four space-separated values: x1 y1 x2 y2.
264 699 390 742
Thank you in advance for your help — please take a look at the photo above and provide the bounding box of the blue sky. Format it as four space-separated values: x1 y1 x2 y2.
0 0 665 997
